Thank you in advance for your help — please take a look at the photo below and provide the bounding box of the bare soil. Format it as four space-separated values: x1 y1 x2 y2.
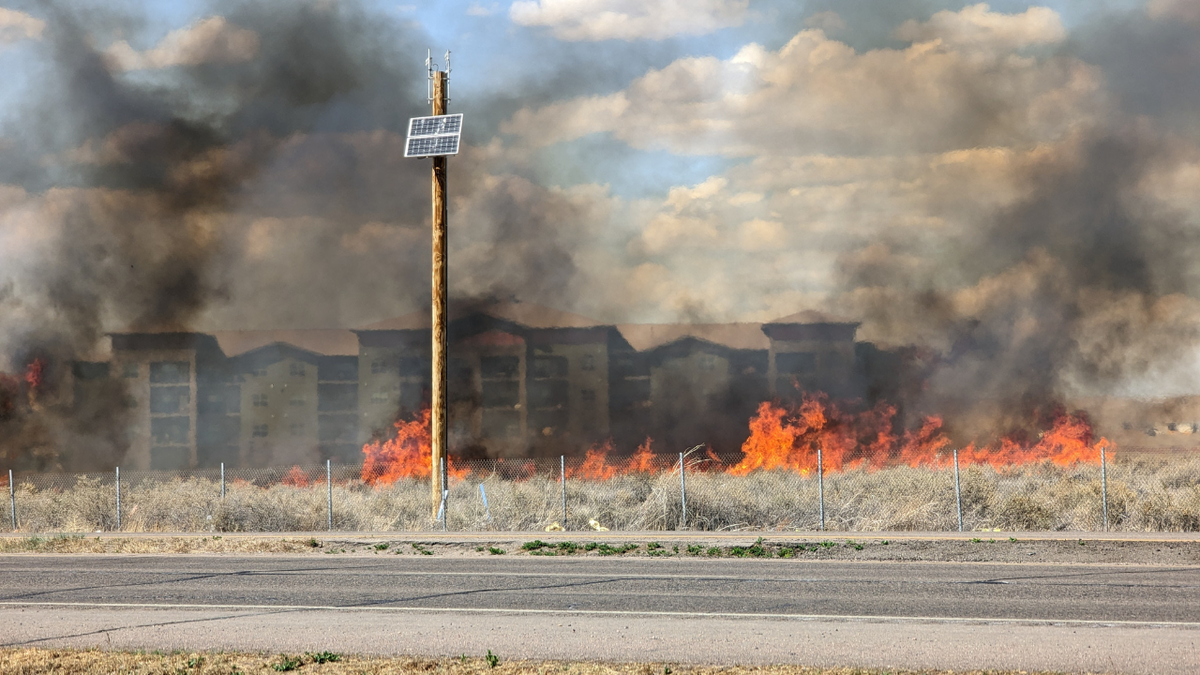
0 648 1082 675
1 532 1198 565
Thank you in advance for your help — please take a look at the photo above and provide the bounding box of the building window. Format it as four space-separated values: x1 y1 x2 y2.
371 391 390 404
289 362 306 377
121 363 140 379
532 356 568 379
289 396 306 407
581 389 596 405
399 357 424 377
150 361 190 384
252 424 269 438
581 354 596 371
481 355 520 379
371 360 386 374
252 393 268 407
289 423 304 436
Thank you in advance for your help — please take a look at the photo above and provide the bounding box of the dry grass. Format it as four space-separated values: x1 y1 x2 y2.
0 648 1075 675
6 457 1200 533
0 534 321 554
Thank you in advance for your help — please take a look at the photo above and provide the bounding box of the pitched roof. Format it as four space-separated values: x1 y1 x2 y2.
616 323 769 352
359 301 605 331
210 330 359 357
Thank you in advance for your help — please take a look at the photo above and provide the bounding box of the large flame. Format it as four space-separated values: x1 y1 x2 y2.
356 396 1109 485
362 408 432 485
732 395 1107 474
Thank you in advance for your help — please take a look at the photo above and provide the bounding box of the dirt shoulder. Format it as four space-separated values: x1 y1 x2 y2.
0 531 1198 564
0 648 1081 675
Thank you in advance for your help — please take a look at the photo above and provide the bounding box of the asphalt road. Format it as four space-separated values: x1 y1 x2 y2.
1 556 1199 673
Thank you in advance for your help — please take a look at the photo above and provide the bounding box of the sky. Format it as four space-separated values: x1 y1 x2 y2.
2 0 1200 402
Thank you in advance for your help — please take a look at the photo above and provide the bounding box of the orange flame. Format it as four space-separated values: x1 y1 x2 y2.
628 437 656 473
733 395 1106 474
24 359 43 391
568 440 619 480
281 465 311 487
362 408 432 485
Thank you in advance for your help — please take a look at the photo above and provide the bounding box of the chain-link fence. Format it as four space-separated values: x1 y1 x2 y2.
4 447 1199 533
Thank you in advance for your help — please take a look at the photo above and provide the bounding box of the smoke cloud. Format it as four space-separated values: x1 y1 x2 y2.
4 1 1200 465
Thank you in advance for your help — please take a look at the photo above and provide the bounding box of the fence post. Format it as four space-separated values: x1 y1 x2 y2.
115 466 122 532
220 462 225 500
817 444 825 531
8 469 15 531
953 447 963 532
326 459 333 532
1100 445 1109 532
679 452 686 530
559 455 567 528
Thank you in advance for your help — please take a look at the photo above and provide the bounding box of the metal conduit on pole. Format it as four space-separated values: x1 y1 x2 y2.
220 462 225 500
440 456 448 531
817 445 825 531
115 466 121 532
679 452 686 530
326 459 333 532
9 469 15 531
953 447 963 532
560 455 566 528
1101 444 1109 532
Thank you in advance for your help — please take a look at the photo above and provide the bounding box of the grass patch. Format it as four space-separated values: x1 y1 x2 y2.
596 543 638 556
410 543 433 555
488 546 506 555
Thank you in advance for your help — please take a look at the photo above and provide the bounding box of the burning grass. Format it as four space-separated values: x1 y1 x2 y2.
4 455 1200 533
0 648 1079 674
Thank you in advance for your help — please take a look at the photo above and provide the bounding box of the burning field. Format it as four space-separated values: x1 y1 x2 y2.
7 391 1198 534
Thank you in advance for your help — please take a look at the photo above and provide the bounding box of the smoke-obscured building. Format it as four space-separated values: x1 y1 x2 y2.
81 302 864 469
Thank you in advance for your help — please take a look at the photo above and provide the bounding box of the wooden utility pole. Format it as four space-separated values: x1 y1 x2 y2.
430 69 449 518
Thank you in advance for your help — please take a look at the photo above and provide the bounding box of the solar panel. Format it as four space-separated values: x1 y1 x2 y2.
405 113 463 158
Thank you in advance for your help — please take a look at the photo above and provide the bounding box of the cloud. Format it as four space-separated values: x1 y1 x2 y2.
509 0 749 41
1147 0 1200 23
467 3 498 17
503 5 1095 157
895 3 1065 52
104 16 260 71
0 8 44 44
804 10 845 35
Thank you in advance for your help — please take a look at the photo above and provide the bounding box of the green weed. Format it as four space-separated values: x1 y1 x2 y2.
485 650 499 669
521 540 550 551
306 651 340 664
271 655 301 672
411 543 433 555
488 547 506 555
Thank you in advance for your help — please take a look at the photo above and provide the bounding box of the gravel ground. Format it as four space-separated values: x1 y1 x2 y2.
1 531 1198 564
0 648 1090 675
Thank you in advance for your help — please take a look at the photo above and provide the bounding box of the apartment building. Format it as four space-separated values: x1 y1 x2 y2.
92 302 862 469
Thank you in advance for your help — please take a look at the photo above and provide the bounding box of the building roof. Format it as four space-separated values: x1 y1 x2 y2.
616 323 769 352
210 330 359 357
359 301 606 331
767 310 858 326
